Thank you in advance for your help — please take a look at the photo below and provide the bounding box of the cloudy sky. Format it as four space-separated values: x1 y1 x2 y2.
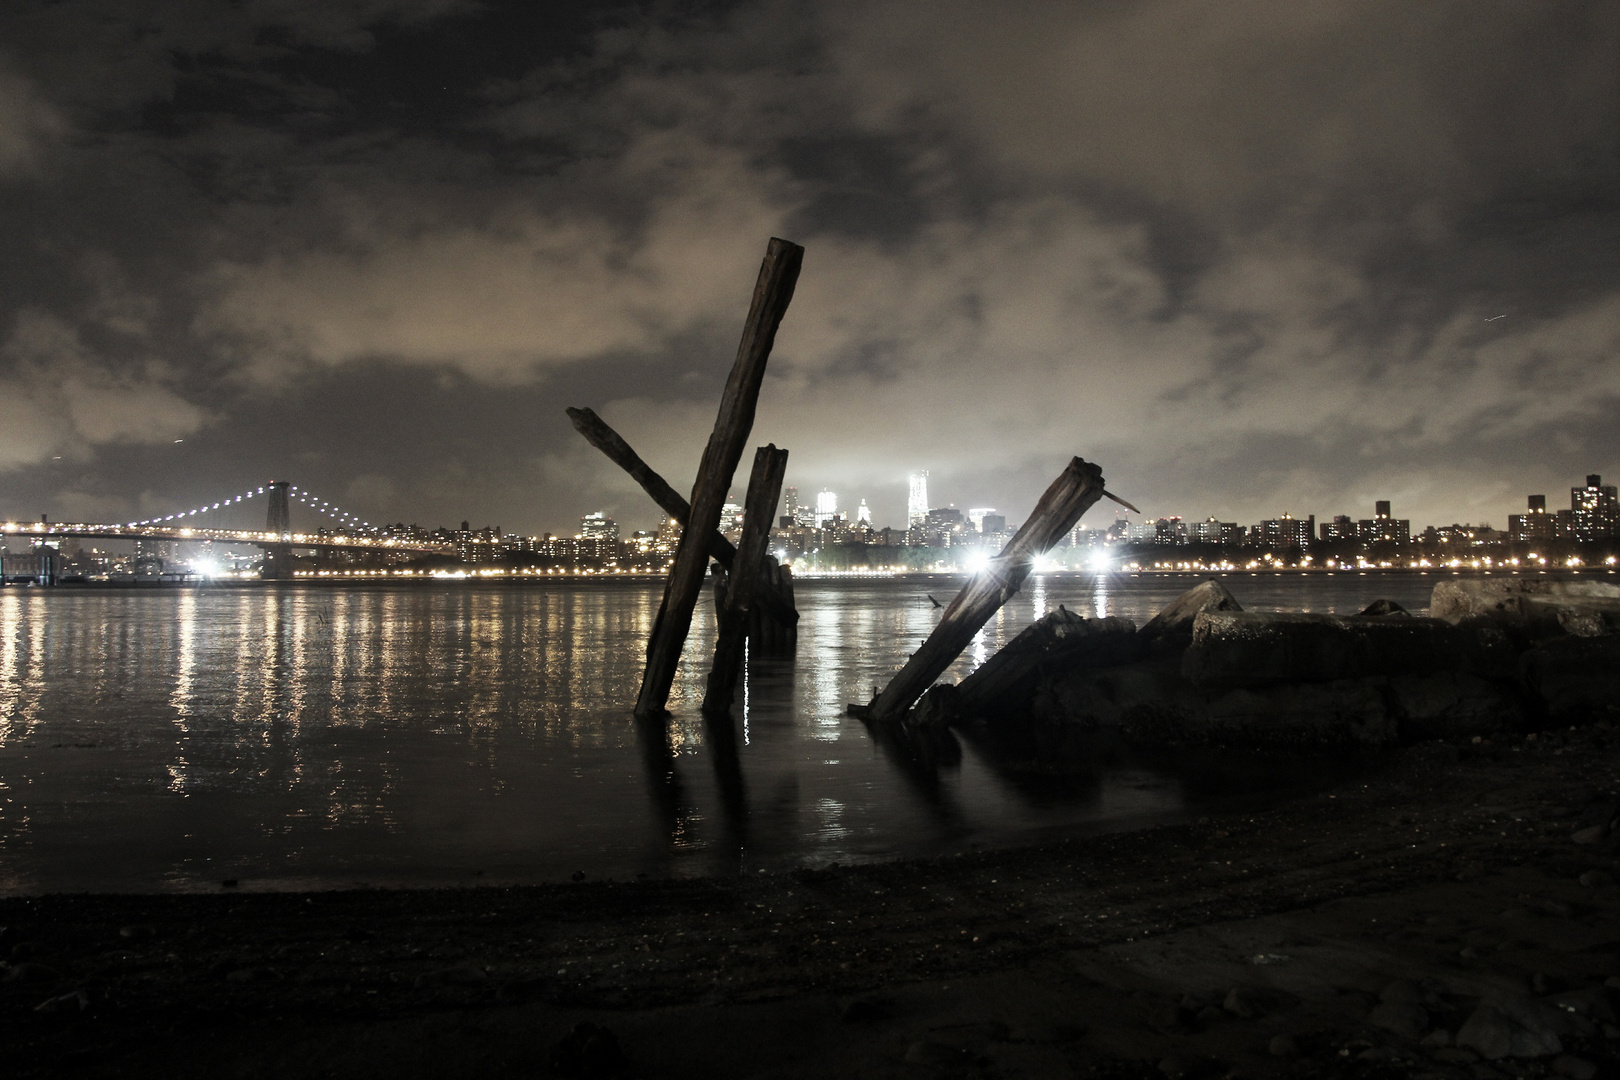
0 0 1616 537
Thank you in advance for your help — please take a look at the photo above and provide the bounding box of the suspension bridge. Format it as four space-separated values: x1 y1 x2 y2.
1 481 455 580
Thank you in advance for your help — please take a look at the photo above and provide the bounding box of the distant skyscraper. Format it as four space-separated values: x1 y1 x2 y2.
856 499 871 524
907 472 929 529
815 489 837 528
579 511 618 542
1571 474 1618 540
967 507 995 531
783 486 798 521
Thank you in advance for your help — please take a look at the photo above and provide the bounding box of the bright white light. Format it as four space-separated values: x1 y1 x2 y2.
193 558 222 579
1088 550 1112 573
964 550 992 573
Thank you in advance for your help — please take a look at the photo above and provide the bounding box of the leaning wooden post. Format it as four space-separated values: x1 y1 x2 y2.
565 405 798 629
703 444 787 717
866 457 1107 723
634 238 803 719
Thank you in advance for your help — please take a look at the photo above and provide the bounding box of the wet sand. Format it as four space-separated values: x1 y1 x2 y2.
3 721 1618 1079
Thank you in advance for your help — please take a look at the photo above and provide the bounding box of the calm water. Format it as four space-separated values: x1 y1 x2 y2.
0 571 1464 894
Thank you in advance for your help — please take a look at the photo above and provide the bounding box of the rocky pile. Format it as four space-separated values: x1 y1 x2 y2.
921 576 1620 749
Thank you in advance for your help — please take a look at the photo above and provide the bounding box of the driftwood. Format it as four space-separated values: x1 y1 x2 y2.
635 237 804 719
864 456 1107 723
566 405 799 630
703 444 787 717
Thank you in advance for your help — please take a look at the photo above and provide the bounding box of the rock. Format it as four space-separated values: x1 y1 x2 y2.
1222 986 1295 1019
1387 672 1521 741
1432 1047 1479 1064
550 1021 626 1078
1420 1029 1453 1047
1572 826 1606 845
33 989 89 1014
1430 579 1620 629
1549 988 1616 1025
1522 637 1620 721
903 1040 966 1066
412 965 486 989
840 998 891 1024
1139 580 1242 642
1578 870 1613 886
1455 996 1569 1060
1361 599 1410 616
1369 1000 1431 1039
1183 610 1500 691
1199 679 1398 747
1552 1055 1598 1080
1267 1033 1298 1058
3 962 61 986
118 924 156 941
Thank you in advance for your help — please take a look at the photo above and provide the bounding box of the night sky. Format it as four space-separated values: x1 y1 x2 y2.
1 1 1616 537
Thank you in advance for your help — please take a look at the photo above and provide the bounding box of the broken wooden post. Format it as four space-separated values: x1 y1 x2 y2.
703 444 788 717
864 456 1108 723
565 405 799 631
634 237 804 719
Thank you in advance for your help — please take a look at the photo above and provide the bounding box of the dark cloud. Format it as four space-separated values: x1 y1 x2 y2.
0 0 1616 536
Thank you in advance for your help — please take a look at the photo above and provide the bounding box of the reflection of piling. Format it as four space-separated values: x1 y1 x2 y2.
261 481 293 580
704 445 788 719
633 715 687 844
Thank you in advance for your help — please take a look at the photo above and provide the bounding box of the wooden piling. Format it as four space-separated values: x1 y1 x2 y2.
865 456 1107 723
703 444 788 718
634 238 804 719
565 405 798 631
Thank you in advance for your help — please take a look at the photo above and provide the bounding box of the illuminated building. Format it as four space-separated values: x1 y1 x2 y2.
907 472 929 529
579 512 619 542
1319 515 1355 542
1571 474 1618 540
1356 501 1409 544
1508 494 1556 542
856 499 872 524
814 490 837 528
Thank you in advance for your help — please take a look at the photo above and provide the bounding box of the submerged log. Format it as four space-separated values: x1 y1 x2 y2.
703 444 788 718
635 237 803 719
565 405 799 630
952 608 1139 722
865 456 1107 723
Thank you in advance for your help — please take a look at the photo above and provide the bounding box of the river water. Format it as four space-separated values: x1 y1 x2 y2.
0 570 1506 894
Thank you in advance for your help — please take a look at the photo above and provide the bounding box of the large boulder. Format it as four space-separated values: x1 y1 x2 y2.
1138 579 1243 643
1521 635 1620 722
1181 610 1509 691
1431 578 1620 638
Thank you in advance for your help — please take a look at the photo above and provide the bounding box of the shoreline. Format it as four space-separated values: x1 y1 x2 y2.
4 723 1617 1078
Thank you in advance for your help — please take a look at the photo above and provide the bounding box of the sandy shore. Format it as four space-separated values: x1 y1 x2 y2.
3 721 1618 1079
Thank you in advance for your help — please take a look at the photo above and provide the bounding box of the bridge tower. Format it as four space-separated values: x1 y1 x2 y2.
261 481 294 580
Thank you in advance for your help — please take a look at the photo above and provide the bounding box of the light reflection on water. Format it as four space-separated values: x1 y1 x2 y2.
0 573 1436 894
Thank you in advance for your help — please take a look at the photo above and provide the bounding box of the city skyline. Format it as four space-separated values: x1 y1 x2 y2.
0 3 1615 541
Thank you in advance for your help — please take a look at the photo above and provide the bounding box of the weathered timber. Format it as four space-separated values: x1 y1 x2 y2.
634 237 804 719
866 456 1107 723
951 608 1139 722
566 405 799 628
703 444 788 717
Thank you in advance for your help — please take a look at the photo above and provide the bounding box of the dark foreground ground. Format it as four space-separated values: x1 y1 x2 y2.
4 724 1619 1080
